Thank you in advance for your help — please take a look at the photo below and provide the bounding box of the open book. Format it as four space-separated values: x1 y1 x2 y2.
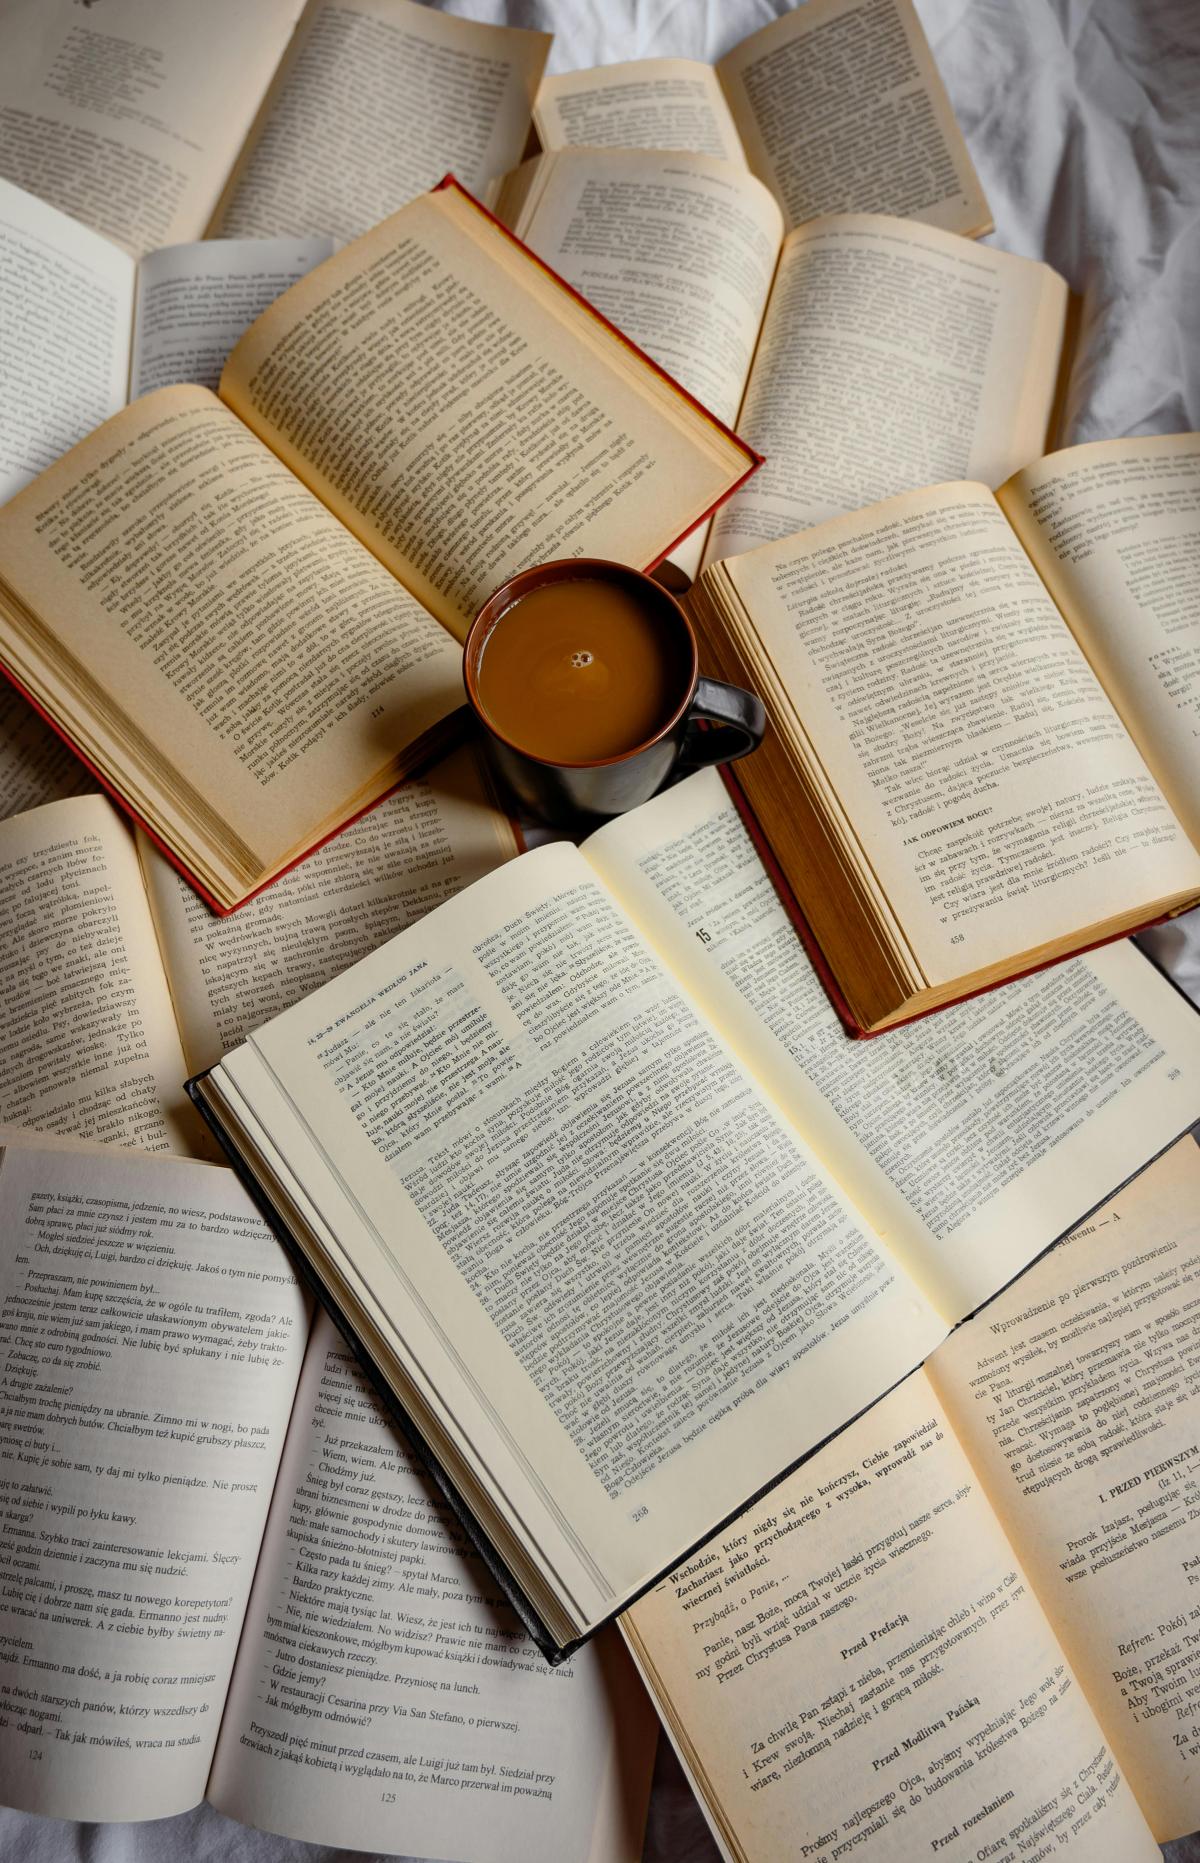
493 150 1066 576
533 0 989 244
0 752 515 1157
188 765 1200 1657
0 176 334 506
0 1129 656 1856
687 432 1200 1031
623 1136 1200 1859
0 179 756 911
0 0 550 256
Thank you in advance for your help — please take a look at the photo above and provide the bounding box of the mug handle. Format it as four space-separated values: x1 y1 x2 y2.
678 677 766 774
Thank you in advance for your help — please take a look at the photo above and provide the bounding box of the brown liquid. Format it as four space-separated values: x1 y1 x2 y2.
475 577 693 763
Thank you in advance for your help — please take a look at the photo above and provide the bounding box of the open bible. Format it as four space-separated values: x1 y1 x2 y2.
0 752 516 1157
0 1129 656 1857
0 0 550 256
493 150 1066 576
533 0 989 244
188 766 1200 1657
623 1136 1200 1860
687 432 1200 1031
0 176 334 505
0 178 756 911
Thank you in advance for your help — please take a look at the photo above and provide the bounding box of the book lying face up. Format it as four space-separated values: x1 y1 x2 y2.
189 765 1200 1659
0 178 759 912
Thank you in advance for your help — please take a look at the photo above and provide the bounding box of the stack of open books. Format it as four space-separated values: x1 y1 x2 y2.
0 0 1198 1860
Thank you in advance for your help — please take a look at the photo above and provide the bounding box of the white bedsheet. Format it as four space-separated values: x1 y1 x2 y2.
2 1 1196 1857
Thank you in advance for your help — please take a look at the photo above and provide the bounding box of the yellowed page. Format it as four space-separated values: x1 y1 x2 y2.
583 770 1200 1319
211 0 549 245
0 796 205 1153
534 59 746 166
0 387 462 899
221 840 944 1635
999 433 1200 850
623 1372 1157 1863
207 1312 655 1859
0 683 96 819
0 177 133 501
928 1140 1200 1842
718 485 1200 983
499 148 782 579
0 1136 309 1823
715 0 990 237
221 186 747 642
0 0 302 257
142 745 517 1075
707 214 1065 563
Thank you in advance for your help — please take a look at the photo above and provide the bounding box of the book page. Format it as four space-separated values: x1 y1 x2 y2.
0 178 133 504
0 387 463 898
929 1139 1200 1842
582 770 1200 1319
999 434 1200 851
499 149 781 433
623 1372 1158 1863
130 233 334 400
211 0 549 246
533 59 746 166
718 485 1200 982
0 0 302 257
0 1138 309 1823
142 745 517 1075
0 796 203 1154
221 185 753 641
707 215 1065 563
715 0 990 237
230 840 945 1632
0 684 96 820
209 1313 655 1859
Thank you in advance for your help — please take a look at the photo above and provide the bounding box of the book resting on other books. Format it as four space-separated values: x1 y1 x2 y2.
187 766 1200 1657
0 178 757 912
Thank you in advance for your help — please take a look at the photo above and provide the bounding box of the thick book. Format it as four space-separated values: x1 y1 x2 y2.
685 434 1200 1031
532 0 990 246
0 750 516 1157
622 1137 1200 1859
0 0 551 257
0 1129 657 1856
0 177 758 912
492 155 1064 580
185 766 1200 1658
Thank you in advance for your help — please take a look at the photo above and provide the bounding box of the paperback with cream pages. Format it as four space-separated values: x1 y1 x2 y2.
0 749 516 1155
189 768 1200 1657
0 175 335 505
0 0 550 255
493 152 1066 578
622 1137 1200 1861
533 0 989 244
0 178 757 911
0 1130 656 1856
688 433 1200 1030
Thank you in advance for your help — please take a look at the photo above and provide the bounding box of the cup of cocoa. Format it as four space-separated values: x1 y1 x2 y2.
463 559 765 826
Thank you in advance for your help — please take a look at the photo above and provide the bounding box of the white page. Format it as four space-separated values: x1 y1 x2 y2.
0 1140 309 1823
130 234 335 400
0 176 132 503
209 1312 656 1860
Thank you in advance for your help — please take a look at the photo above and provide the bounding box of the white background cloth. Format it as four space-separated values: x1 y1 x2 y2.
2 0 1197 1857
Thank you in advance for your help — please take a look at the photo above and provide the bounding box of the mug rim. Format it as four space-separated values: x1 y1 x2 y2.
463 557 700 772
